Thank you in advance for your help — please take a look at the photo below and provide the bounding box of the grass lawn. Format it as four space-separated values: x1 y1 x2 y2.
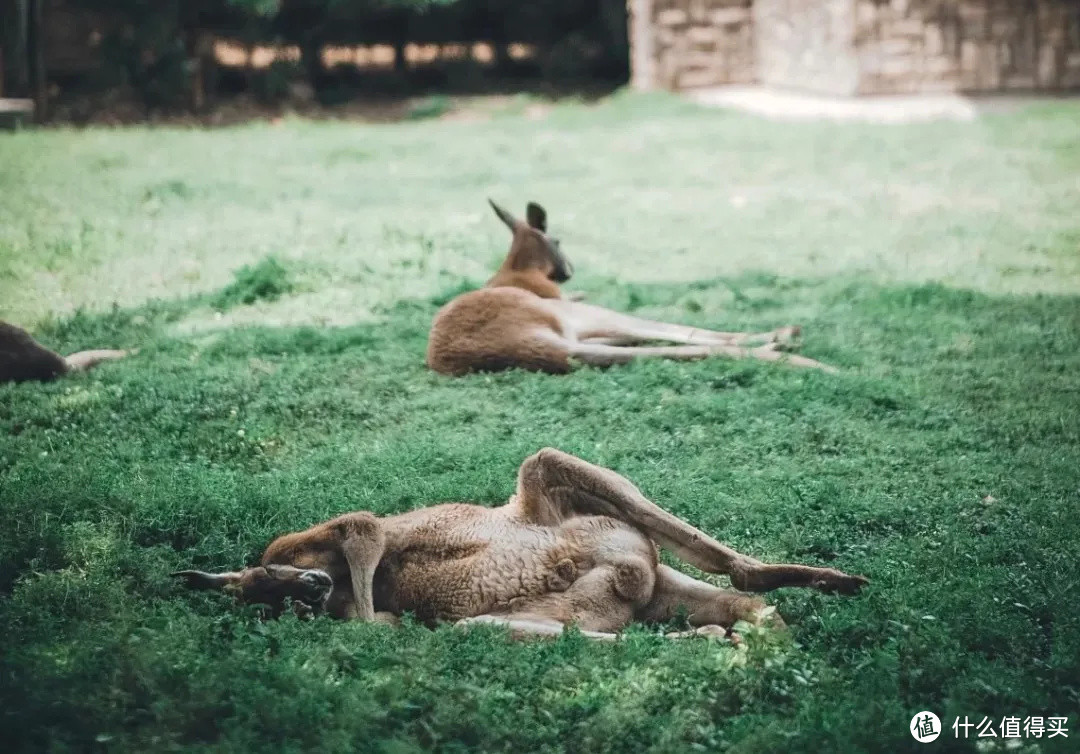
1 92 1079 752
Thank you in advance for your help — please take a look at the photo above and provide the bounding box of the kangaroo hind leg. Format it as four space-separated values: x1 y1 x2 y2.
511 449 867 595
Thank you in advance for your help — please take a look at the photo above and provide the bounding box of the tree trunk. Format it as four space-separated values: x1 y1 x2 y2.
300 34 325 89
184 30 215 113
491 34 510 73
28 0 45 120
2 0 30 96
391 10 410 74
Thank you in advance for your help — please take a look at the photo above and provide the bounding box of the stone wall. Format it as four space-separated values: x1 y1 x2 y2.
631 0 754 89
631 0 1080 94
854 0 1080 94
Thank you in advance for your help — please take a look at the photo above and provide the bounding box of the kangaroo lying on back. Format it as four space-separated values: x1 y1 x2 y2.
426 201 837 376
0 321 131 384
177 448 867 640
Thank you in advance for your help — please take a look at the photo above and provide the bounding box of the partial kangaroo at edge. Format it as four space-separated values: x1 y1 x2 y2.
0 321 133 384
425 200 838 376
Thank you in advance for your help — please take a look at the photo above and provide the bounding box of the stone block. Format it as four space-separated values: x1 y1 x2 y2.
1037 46 1058 85
677 67 725 88
682 51 723 68
657 8 688 26
1004 74 1036 89
957 3 987 22
924 24 944 55
917 77 962 92
978 52 1002 88
881 37 917 56
688 25 719 44
925 55 955 74
856 0 878 31
960 39 980 71
891 20 926 37
991 19 1020 38
881 55 917 75
858 48 884 73
711 8 750 26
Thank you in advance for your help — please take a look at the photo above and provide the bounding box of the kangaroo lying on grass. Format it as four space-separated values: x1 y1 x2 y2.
426 201 837 376
0 321 131 384
177 449 867 640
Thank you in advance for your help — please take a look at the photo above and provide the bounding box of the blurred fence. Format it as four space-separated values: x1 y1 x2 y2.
1 0 629 118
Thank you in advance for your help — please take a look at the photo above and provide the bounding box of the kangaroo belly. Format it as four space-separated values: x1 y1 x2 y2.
372 525 569 620
373 515 658 625
502 517 659 632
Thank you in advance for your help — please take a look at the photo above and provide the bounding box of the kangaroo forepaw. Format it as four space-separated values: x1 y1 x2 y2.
812 570 869 596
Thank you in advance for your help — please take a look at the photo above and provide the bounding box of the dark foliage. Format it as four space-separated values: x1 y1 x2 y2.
63 0 629 112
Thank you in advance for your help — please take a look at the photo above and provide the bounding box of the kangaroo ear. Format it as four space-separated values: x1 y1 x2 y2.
525 202 547 232
172 570 241 591
488 199 521 232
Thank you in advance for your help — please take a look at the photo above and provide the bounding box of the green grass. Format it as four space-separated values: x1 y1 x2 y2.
1 92 1079 752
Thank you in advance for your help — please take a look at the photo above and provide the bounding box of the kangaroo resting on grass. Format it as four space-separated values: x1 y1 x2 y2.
0 321 131 384
176 449 867 640
426 201 837 376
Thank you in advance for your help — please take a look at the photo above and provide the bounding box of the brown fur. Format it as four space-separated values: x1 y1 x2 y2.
0 322 69 383
0 321 132 384
426 201 839 376
427 287 572 375
178 449 867 640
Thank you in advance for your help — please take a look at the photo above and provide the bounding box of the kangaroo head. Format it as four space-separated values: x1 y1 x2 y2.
486 199 573 296
173 564 334 616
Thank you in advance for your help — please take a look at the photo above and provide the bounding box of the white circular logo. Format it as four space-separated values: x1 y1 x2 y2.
910 711 942 743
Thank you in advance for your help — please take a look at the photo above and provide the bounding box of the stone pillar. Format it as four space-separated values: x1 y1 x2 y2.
629 0 657 89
